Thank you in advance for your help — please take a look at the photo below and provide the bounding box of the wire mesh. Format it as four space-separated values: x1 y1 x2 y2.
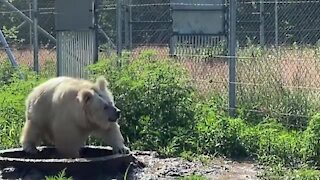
236 0 320 129
0 0 56 73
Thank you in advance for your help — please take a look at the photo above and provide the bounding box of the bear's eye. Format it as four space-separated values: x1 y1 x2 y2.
104 105 108 110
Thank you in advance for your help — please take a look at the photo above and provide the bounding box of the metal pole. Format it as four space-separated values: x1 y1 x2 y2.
124 0 129 49
116 0 122 57
0 0 56 43
129 0 132 49
93 0 98 63
260 0 265 46
29 0 32 47
0 29 24 79
32 0 39 73
0 30 19 68
228 0 237 117
275 0 279 46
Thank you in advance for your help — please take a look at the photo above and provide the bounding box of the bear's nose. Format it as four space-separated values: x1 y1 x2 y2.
116 109 121 118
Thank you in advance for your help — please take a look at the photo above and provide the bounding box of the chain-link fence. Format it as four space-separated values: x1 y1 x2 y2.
2 0 320 129
0 0 56 74
236 0 320 129
105 0 320 129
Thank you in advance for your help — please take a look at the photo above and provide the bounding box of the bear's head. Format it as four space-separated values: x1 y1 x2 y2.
77 76 121 129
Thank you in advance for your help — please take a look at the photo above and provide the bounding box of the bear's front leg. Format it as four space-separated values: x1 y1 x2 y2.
91 123 130 154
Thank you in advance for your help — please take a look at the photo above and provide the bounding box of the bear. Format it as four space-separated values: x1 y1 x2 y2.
19 76 130 158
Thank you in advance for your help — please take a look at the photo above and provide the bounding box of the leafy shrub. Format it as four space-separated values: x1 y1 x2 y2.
87 50 197 152
291 169 320 180
302 113 320 166
255 124 303 167
192 95 306 165
260 165 320 180
237 119 303 167
0 68 45 149
0 61 20 86
193 95 248 157
195 114 247 157
40 60 57 78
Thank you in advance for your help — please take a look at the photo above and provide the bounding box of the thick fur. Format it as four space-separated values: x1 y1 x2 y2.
20 76 129 158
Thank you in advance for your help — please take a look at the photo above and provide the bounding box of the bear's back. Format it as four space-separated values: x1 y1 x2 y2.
26 77 94 121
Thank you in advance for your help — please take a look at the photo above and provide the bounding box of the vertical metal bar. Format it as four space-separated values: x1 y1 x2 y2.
56 32 60 76
116 0 122 57
260 0 265 46
93 0 98 63
274 0 279 46
228 0 237 117
169 35 177 56
29 0 32 48
124 0 129 49
32 0 39 73
128 0 132 49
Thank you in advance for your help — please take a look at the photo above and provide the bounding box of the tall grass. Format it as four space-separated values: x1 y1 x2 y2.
236 44 320 129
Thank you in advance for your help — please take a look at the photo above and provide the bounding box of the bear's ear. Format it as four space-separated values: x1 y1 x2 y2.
95 76 109 91
77 89 94 104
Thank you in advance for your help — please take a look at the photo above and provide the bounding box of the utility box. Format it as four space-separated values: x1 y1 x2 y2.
55 0 98 78
55 0 96 31
169 0 227 56
170 0 226 35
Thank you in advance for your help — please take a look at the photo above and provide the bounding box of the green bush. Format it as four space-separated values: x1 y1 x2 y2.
194 98 248 157
87 50 197 152
0 66 45 149
302 113 320 166
290 169 320 180
0 61 22 86
192 96 305 165
255 124 303 167
260 165 320 180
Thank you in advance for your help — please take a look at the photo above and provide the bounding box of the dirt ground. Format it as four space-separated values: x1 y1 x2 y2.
130 151 261 180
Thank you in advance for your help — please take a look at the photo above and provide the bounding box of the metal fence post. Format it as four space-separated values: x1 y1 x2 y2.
116 0 122 57
128 0 132 50
32 0 39 74
29 0 32 48
228 0 237 117
124 0 129 49
260 0 265 46
275 0 279 46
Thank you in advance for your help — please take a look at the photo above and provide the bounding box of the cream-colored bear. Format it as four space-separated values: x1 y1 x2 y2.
19 76 130 158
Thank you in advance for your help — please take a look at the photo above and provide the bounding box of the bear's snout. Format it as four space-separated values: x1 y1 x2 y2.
116 109 121 118
108 107 121 122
